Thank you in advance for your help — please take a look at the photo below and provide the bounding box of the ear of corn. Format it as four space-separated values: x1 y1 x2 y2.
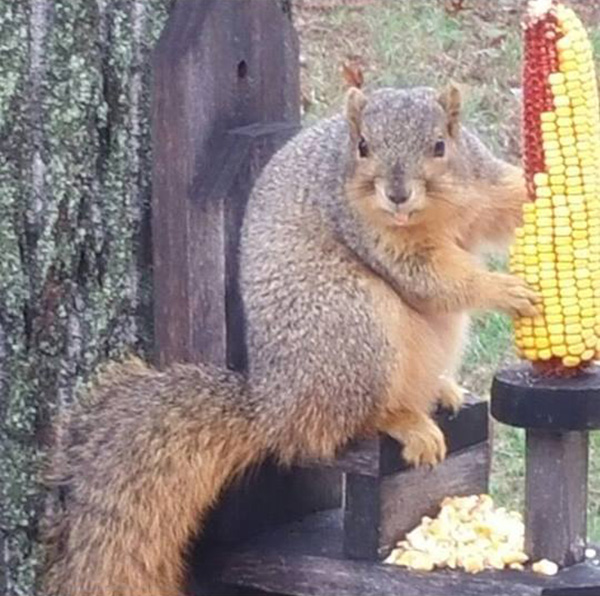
511 0 600 373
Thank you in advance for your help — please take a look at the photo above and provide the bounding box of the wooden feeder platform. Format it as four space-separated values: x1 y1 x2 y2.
190 397 600 596
205 511 600 596
151 3 600 595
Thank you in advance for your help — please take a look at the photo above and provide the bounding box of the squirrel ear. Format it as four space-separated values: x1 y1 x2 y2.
438 82 462 138
342 61 364 89
345 87 367 140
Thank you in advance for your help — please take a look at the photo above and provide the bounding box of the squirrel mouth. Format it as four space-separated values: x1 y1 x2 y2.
394 213 410 225
393 211 412 226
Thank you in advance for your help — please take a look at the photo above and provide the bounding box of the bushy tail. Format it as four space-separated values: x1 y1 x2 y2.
43 358 265 596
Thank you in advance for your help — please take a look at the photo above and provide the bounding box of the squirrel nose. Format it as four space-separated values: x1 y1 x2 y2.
388 190 412 205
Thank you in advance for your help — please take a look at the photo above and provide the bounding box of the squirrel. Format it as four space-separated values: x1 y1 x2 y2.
43 82 539 596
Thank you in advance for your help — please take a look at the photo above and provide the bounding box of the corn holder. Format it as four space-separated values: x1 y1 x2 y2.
492 0 600 570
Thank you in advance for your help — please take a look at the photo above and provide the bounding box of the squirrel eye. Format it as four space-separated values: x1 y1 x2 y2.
358 136 369 158
434 139 446 158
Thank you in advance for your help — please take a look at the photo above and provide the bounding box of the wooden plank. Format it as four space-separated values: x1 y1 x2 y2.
304 395 488 477
525 430 588 566
343 442 490 559
206 511 600 596
218 552 543 596
151 0 300 368
342 473 381 559
379 441 490 554
545 553 600 594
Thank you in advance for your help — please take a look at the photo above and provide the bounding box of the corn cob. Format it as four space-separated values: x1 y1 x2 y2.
511 0 600 372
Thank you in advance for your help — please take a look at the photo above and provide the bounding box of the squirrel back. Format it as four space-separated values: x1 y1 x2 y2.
43 85 534 596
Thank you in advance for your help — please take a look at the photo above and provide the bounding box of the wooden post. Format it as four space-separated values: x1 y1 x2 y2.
346 399 490 559
525 430 588 565
492 363 600 567
151 3 308 593
152 0 300 369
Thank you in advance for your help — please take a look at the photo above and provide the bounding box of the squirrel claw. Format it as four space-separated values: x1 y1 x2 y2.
491 274 541 318
397 419 447 468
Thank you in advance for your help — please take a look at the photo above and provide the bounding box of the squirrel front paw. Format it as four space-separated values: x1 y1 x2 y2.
388 416 447 468
488 273 541 317
402 419 446 467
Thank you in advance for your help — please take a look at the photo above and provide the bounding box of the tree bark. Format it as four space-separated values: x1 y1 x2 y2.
0 1 170 593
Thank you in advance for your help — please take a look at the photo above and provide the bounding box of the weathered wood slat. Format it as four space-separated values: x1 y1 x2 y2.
151 0 300 368
343 442 490 559
304 394 488 477
219 553 542 596
343 473 381 559
209 510 600 596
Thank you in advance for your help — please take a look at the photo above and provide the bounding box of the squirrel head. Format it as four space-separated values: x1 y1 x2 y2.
343 84 517 241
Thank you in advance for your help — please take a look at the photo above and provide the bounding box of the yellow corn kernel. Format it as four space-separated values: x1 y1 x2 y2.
532 560 559 576
552 347 568 358
582 348 595 360
523 337 536 349
563 355 582 367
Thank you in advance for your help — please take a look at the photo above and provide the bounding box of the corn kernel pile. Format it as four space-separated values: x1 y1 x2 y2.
384 495 529 573
511 0 600 372
385 495 559 575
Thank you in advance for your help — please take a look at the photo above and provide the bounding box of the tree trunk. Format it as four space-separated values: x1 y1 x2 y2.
0 1 170 593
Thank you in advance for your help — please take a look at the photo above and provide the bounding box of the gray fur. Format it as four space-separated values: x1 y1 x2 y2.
240 86 506 461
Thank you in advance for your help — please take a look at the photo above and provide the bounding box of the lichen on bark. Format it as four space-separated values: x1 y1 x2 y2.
0 1 169 593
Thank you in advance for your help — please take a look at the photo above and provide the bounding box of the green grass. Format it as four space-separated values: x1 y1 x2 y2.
460 313 514 395
300 0 525 156
591 29 600 57
491 425 525 516
298 0 600 542
364 2 525 157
